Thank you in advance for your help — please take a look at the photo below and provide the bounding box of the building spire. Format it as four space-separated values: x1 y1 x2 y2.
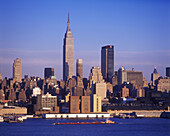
67 12 70 31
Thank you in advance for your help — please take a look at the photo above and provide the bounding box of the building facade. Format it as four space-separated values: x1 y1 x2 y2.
118 67 143 88
166 67 170 77
34 93 57 112
89 67 105 88
44 68 54 79
90 94 101 113
101 45 114 82
156 78 170 93
13 58 22 82
80 96 90 113
76 59 83 78
70 96 80 113
121 86 129 98
151 66 159 86
63 14 74 81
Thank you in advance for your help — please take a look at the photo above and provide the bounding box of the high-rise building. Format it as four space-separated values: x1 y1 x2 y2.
80 96 90 113
76 59 83 78
90 94 101 113
101 45 114 82
44 68 54 79
70 96 80 113
166 67 170 77
118 67 143 88
151 66 159 86
89 67 105 88
13 58 22 82
63 13 74 81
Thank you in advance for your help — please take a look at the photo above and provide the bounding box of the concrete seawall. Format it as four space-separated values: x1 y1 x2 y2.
107 110 169 118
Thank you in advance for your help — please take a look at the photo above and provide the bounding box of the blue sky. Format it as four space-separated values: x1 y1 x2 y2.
0 0 170 81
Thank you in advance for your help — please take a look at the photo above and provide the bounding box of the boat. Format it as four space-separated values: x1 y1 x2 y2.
6 116 23 123
0 116 4 122
53 119 116 125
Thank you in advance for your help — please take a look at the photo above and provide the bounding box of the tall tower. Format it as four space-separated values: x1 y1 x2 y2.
13 58 22 82
166 67 170 77
101 45 114 82
63 13 74 81
76 59 83 78
151 66 159 86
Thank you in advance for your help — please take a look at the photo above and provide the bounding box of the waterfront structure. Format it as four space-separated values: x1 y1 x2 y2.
0 106 27 115
151 66 159 86
101 45 114 82
42 113 110 119
70 96 80 113
76 59 83 78
13 58 22 82
44 68 54 79
118 67 143 88
63 14 74 81
166 67 170 77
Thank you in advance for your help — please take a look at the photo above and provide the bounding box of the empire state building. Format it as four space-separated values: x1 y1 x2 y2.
63 14 74 81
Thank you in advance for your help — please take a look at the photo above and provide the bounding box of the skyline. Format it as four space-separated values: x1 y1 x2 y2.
0 0 170 81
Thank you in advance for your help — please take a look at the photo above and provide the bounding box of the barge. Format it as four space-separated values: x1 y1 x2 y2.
53 119 116 125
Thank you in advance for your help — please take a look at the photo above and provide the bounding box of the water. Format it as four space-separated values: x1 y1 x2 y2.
0 118 169 136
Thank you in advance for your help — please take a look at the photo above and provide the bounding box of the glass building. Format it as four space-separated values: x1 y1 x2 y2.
101 45 114 82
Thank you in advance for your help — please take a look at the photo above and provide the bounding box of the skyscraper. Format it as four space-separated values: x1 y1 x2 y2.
166 67 170 77
101 45 114 82
13 58 22 82
63 13 74 81
76 59 83 78
151 66 159 86
44 68 54 79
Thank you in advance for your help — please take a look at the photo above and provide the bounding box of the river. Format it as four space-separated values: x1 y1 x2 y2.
0 118 169 136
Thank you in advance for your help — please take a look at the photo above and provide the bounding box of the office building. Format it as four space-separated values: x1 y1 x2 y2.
80 96 90 113
44 68 54 79
94 82 107 101
34 93 58 112
76 59 83 78
70 96 80 113
89 67 105 88
121 86 129 98
13 58 22 82
151 66 159 86
118 67 127 85
166 67 170 77
63 13 74 81
101 45 114 82
90 94 101 113
156 77 170 93
118 67 143 88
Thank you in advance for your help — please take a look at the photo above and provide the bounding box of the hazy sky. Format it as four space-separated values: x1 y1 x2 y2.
0 0 170 81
